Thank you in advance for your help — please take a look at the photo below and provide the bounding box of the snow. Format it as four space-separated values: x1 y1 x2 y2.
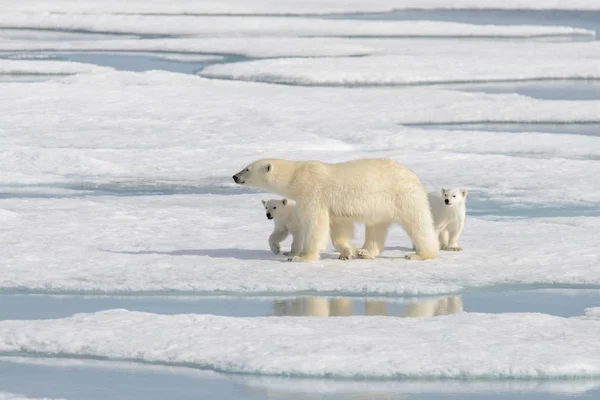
0 14 594 39
1 309 600 379
238 376 600 396
4 0 600 14
200 41 600 85
0 68 597 295
0 192 599 295
2 34 599 60
0 392 60 400
0 59 112 75
586 308 600 319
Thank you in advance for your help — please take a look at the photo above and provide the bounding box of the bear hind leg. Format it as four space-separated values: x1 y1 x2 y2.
330 218 356 260
395 205 439 261
356 223 391 259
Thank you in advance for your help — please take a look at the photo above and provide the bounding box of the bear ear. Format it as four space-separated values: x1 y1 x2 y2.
282 198 287 206
462 190 468 198
441 188 447 195
261 200 266 206
265 163 271 172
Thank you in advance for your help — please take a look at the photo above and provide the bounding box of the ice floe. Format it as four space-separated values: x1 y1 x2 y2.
0 59 112 75
1 309 600 379
0 193 598 295
0 392 60 400
4 0 600 15
200 41 600 85
0 14 594 39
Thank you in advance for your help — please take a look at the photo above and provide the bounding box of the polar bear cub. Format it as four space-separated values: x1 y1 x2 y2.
261 198 304 257
428 188 468 251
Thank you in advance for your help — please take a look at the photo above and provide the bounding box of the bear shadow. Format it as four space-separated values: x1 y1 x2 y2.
102 248 344 261
102 248 276 261
384 246 413 252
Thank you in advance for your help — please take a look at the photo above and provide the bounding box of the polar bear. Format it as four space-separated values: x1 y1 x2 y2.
233 158 439 262
261 198 303 257
428 188 467 251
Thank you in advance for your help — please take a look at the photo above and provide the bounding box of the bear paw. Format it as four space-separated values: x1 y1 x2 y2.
287 254 319 262
355 248 376 260
338 247 356 261
283 251 299 257
443 245 463 252
269 242 281 255
404 252 424 261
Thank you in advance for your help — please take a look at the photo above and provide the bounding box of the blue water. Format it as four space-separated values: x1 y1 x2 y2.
2 289 599 321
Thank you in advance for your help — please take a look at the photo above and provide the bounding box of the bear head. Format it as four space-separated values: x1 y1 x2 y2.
441 188 468 206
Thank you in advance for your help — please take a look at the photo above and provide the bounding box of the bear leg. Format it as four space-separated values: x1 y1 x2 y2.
283 228 304 256
330 218 356 260
268 226 289 255
288 207 329 262
396 201 439 261
438 229 449 250
445 223 464 251
356 223 391 259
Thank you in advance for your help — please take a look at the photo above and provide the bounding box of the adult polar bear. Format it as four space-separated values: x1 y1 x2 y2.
232 158 439 262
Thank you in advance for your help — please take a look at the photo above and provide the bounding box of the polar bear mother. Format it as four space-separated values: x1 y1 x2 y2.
232 158 438 262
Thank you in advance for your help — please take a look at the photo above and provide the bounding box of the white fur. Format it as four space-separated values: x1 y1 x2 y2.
261 198 304 257
234 158 439 262
427 188 468 251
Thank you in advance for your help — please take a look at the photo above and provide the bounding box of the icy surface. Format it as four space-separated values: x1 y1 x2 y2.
0 193 599 295
0 392 60 400
586 308 600 319
0 69 597 295
200 41 600 85
1 309 600 379
4 0 600 14
0 14 594 38
0 59 112 75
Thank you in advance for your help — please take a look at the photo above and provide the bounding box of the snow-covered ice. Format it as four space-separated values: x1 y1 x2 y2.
1 309 600 379
0 69 598 295
4 0 600 14
0 14 594 39
0 59 112 75
200 40 600 85
0 193 598 295
0 392 60 400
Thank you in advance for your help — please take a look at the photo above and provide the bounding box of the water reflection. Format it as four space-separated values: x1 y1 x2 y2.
271 296 463 318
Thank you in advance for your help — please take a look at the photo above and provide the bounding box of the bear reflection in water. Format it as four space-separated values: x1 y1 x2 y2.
271 296 463 318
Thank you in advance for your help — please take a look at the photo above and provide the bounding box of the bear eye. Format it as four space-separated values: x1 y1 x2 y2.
453 195 456 197
273 207 277 210
245 168 250 172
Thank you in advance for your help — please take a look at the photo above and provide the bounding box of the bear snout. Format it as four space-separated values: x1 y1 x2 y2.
266 213 273 219
232 174 244 184
445 199 450 205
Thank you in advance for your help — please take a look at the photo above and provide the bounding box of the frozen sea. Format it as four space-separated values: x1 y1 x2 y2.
1 2 600 399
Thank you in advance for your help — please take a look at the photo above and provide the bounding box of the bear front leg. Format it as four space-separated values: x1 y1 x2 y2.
288 207 329 262
445 223 464 252
438 229 450 250
268 225 289 255
329 218 356 260
283 228 304 257
356 223 391 259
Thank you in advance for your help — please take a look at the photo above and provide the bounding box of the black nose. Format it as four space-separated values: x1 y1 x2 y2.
232 175 239 183
267 213 273 219
445 199 450 205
